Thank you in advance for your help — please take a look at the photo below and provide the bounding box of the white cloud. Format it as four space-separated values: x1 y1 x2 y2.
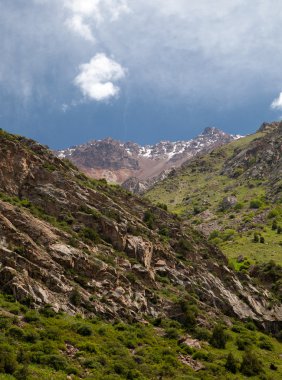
64 0 130 42
74 53 126 101
271 93 282 110
66 15 95 42
64 0 130 20
105 0 131 21
2 0 282 110
64 0 101 21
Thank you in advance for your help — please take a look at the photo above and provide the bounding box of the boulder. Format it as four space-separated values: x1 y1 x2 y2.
125 235 153 269
219 196 237 210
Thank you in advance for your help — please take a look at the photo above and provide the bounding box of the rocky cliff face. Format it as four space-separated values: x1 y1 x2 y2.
56 128 241 193
0 130 281 330
221 121 282 198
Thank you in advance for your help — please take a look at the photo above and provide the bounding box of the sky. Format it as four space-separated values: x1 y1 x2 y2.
1 0 282 149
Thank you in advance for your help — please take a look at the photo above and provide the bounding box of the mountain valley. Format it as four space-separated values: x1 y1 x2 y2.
0 127 281 379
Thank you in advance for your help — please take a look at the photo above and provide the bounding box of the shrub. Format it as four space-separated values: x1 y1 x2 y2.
233 167 244 177
143 210 155 229
258 336 273 351
231 324 243 333
0 343 18 374
14 246 26 255
127 369 144 380
209 230 220 240
98 327 106 336
179 344 194 355
17 348 30 364
183 309 197 328
240 350 263 376
253 232 259 243
234 202 243 210
157 203 168 211
179 300 198 329
39 304 57 318
8 326 24 339
221 229 236 242
42 326 63 342
66 366 80 376
225 352 237 373
268 209 279 218
14 364 29 380
83 358 99 369
194 327 211 341
159 227 169 237
113 362 127 375
75 324 92 336
24 310 40 322
78 343 97 353
239 260 251 271
245 320 257 331
192 350 210 361
45 354 68 371
165 328 180 340
179 238 193 252
24 330 39 343
209 325 228 349
250 199 263 209
70 288 81 306
272 220 278 230
211 237 222 245
270 363 278 371
79 227 100 243
193 204 207 215
236 335 253 351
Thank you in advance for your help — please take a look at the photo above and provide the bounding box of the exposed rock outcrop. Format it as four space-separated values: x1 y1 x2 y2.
55 128 241 193
0 130 281 330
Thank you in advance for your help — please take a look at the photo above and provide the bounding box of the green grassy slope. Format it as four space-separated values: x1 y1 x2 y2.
146 130 282 270
0 128 282 379
1 292 282 380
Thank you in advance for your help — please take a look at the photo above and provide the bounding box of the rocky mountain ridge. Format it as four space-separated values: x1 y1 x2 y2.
0 129 281 332
146 121 282 287
56 127 242 193
221 121 282 198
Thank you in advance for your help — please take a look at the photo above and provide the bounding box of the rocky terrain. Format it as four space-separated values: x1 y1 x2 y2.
146 121 282 296
1 129 282 379
56 127 241 193
0 128 281 330
221 121 282 199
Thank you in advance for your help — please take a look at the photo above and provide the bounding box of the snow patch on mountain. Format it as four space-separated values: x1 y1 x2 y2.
57 127 242 162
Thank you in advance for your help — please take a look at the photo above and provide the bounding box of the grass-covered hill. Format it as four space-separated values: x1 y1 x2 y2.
0 128 282 379
1 292 282 380
146 122 282 299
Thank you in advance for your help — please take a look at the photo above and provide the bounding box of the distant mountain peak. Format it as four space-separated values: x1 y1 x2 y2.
257 121 281 134
56 127 242 192
201 126 222 135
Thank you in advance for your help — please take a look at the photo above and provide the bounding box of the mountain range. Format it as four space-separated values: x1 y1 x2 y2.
0 128 271 323
0 125 282 378
56 127 241 193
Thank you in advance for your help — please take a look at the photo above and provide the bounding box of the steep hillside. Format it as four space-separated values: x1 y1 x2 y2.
55 128 240 192
1 129 282 379
146 121 282 274
2 293 282 380
1 128 279 323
